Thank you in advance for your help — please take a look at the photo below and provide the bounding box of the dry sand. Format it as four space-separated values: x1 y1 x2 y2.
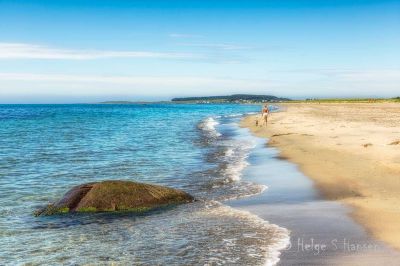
242 102 400 250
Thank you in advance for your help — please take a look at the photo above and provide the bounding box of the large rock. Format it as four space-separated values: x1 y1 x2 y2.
35 180 194 216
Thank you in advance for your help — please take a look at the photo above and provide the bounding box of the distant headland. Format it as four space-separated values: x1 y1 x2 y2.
97 96 399 105
171 94 291 103
96 94 291 104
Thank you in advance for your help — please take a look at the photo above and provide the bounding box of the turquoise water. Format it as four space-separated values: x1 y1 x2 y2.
0 104 288 265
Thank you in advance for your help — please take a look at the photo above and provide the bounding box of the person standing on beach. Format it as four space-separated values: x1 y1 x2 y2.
261 104 269 126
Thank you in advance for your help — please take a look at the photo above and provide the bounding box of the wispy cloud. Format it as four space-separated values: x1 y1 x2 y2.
0 70 398 101
0 43 201 60
272 68 400 82
321 69 400 82
2 70 398 87
0 72 278 98
0 72 269 88
168 33 203 38
180 43 251 50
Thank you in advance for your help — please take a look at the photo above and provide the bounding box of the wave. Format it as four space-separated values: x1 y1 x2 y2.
222 139 255 182
197 117 221 138
194 114 290 265
201 201 290 266
13 200 289 265
196 116 265 200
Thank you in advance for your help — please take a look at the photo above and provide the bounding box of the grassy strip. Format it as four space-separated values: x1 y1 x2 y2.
282 97 400 103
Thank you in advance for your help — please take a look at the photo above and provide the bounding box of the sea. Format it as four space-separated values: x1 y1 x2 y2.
0 104 289 265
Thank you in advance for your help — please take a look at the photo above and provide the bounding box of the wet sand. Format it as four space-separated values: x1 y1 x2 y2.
241 102 400 253
227 130 400 265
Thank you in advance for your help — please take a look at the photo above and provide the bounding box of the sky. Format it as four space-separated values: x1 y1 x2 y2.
0 0 399 103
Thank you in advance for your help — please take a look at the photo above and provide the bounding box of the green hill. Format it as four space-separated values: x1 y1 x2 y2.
171 94 290 103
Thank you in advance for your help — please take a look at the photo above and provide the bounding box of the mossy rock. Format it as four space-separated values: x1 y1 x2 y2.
35 180 194 216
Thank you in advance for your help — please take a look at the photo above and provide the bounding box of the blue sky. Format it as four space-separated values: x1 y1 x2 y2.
0 0 399 103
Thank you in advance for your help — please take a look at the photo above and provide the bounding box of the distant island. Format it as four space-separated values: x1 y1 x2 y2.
98 101 151 104
171 94 291 103
96 96 398 105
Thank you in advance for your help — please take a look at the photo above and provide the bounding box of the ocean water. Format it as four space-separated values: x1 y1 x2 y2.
0 104 289 265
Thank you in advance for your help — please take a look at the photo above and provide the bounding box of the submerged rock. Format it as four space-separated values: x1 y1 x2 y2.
35 180 194 216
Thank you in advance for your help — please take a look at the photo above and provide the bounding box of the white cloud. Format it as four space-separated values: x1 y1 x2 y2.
0 72 277 98
180 43 250 50
0 72 270 89
0 69 398 102
271 68 400 87
0 43 201 60
326 70 400 82
168 33 203 38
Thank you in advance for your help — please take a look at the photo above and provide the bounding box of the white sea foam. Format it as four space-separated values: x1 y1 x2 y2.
225 113 243 118
224 159 249 181
206 201 290 266
222 138 256 182
197 114 290 265
198 117 221 137
224 147 235 157
214 183 268 201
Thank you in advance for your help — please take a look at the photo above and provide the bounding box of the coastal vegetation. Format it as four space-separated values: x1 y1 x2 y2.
171 94 291 103
97 96 399 105
295 97 400 103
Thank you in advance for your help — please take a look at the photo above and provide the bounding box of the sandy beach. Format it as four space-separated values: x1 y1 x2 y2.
241 102 400 251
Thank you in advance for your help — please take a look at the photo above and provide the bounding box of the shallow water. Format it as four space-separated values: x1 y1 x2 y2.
227 127 400 265
0 104 289 265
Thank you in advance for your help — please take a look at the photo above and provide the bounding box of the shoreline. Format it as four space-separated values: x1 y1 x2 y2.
227 121 400 265
240 102 400 251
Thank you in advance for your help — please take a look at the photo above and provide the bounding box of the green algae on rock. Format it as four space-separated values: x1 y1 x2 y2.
35 180 194 216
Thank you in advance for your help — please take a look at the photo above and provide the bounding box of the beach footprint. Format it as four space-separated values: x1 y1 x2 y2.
362 143 373 148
